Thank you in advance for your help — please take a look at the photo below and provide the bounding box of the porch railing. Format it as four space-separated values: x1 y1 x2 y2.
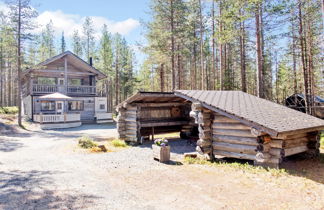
31 84 96 95
32 84 58 93
67 85 96 95
34 113 80 123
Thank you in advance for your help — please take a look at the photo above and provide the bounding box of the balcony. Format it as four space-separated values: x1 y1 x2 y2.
32 84 96 95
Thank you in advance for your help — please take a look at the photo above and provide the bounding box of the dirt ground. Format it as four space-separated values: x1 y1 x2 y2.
1 118 324 209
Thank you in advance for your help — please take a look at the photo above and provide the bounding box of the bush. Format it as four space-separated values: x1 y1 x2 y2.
78 136 97 149
0 106 18 114
111 139 127 147
320 132 324 149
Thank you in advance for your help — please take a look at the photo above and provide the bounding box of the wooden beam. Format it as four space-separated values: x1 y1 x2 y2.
133 102 186 107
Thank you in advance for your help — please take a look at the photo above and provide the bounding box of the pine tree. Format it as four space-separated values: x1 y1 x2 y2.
72 30 83 57
60 31 66 53
82 17 95 62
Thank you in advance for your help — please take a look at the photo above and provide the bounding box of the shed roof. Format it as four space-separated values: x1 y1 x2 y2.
116 91 187 109
175 90 324 137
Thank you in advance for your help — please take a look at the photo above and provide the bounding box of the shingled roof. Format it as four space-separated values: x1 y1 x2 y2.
175 90 324 137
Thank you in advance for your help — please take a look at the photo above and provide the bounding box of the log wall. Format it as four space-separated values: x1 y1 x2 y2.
212 113 258 161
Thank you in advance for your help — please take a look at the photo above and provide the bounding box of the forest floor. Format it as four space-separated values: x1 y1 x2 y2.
1 117 324 209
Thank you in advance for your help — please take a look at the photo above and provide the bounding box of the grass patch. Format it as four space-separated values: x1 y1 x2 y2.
320 131 324 149
183 157 287 176
111 139 127 147
0 106 18 114
78 136 98 149
154 132 180 139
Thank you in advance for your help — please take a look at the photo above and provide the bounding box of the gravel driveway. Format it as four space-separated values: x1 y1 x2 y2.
1 124 324 209
0 124 196 210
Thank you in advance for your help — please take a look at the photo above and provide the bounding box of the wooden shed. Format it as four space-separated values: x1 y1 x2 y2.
117 90 324 168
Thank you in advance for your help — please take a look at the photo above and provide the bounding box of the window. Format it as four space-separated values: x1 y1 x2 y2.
68 101 84 111
69 79 81 86
57 103 62 110
41 101 55 111
100 104 105 110
38 77 56 85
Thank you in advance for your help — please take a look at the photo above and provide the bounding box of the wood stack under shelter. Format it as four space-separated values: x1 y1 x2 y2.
117 90 324 168
116 92 193 143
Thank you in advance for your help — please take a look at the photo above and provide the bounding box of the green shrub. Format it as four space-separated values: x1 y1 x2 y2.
78 136 97 149
0 106 18 114
111 139 127 147
320 132 324 149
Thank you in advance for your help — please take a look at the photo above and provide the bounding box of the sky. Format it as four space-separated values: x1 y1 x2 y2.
0 0 150 68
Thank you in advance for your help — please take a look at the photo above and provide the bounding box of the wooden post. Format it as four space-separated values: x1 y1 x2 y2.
64 57 68 94
152 126 155 141
40 113 43 124
64 112 67 123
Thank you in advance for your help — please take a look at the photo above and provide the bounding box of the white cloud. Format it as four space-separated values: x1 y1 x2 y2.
36 10 140 38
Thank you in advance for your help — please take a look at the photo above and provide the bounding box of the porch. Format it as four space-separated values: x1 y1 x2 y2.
33 113 81 123
32 84 96 95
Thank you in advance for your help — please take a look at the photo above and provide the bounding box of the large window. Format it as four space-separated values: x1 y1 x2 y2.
41 101 55 111
38 77 56 85
68 101 84 111
68 78 81 86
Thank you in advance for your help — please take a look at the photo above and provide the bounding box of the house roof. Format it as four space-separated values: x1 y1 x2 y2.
175 90 324 137
39 92 72 100
23 51 106 80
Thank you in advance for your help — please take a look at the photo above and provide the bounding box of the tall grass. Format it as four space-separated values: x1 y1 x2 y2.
111 139 127 147
0 106 18 114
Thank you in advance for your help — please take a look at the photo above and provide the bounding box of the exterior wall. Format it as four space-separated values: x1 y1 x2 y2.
22 95 32 119
212 113 258 160
95 97 108 112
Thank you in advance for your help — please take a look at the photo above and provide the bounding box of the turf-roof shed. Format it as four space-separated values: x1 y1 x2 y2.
175 90 324 137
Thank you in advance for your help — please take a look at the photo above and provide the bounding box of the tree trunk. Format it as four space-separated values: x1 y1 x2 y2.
160 63 164 92
255 3 264 98
199 0 204 90
298 0 311 114
170 0 175 90
240 11 247 93
211 0 216 90
17 0 22 126
115 53 119 106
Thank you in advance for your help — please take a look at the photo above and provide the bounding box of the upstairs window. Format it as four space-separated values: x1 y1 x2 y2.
38 77 56 85
68 78 81 86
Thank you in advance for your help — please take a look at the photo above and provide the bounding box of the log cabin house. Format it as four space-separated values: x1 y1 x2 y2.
116 90 324 168
21 51 112 129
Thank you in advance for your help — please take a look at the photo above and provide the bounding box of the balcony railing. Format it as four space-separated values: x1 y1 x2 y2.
32 84 96 95
34 113 80 123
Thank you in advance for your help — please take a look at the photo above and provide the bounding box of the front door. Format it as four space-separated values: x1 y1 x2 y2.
56 101 64 114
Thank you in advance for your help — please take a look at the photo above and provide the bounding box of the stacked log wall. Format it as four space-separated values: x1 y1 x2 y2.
212 113 258 161
116 107 126 139
124 105 138 143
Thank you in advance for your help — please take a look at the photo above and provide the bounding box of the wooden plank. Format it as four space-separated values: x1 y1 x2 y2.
134 102 185 107
213 150 255 160
213 134 258 146
269 140 283 148
213 116 240 123
284 146 308 157
213 129 255 138
140 121 189 127
212 122 250 130
212 142 257 155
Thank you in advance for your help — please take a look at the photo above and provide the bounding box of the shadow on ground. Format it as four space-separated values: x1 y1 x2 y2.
0 170 101 209
0 139 24 152
139 138 196 155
